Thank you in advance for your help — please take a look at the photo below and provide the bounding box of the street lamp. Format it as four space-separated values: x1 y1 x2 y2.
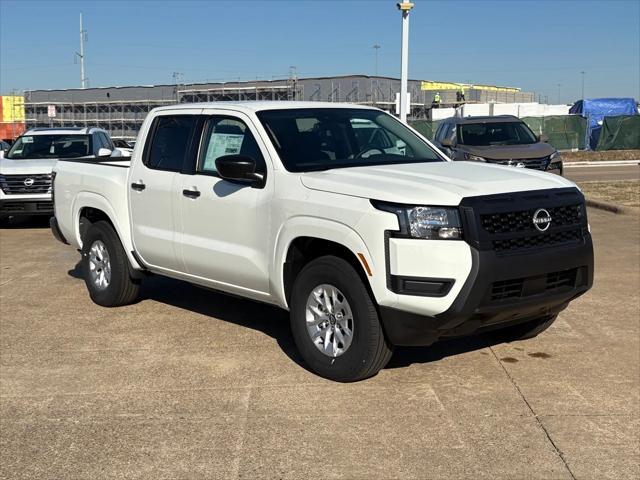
373 44 381 77
397 1 414 123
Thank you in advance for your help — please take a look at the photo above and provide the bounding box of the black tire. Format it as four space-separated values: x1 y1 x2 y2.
486 314 558 343
290 255 393 382
81 220 140 307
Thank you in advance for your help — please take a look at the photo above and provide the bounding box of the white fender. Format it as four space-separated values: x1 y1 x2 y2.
72 191 143 270
271 216 376 309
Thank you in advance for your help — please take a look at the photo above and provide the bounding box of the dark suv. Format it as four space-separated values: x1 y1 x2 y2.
434 115 563 174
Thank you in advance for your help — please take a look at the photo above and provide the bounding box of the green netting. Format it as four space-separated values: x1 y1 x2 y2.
522 115 587 150
596 116 640 151
410 120 440 140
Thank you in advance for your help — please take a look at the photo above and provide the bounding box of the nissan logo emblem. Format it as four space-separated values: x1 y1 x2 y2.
23 178 35 187
533 208 552 232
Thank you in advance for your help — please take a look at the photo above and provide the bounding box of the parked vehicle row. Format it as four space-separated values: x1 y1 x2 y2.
50 102 593 382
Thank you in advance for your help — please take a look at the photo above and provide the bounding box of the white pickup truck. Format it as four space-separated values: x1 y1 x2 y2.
51 102 593 381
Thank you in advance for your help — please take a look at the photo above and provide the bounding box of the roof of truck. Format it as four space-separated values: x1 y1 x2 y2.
153 101 380 114
24 127 107 135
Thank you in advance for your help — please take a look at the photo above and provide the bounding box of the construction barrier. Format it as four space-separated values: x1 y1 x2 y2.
521 115 587 151
595 115 640 151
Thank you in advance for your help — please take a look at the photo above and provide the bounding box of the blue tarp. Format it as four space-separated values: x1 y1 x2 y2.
569 98 638 149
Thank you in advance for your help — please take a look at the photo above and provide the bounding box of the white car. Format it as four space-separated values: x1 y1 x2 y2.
51 102 594 381
0 127 122 222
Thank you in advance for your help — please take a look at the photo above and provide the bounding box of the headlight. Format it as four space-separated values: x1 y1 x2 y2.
372 202 463 240
463 153 486 162
550 151 561 161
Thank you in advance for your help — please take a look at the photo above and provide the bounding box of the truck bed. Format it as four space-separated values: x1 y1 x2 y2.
53 158 134 255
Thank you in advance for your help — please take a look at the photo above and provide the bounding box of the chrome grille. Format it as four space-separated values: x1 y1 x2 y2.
0 174 52 195
487 156 550 171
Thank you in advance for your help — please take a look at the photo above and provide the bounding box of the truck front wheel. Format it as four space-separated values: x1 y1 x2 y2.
290 255 393 382
81 221 140 307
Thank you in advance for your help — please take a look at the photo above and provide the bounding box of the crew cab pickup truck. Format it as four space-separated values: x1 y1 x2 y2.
51 102 593 382
0 127 122 222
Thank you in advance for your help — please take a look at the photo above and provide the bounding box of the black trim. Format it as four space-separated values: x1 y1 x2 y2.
182 189 201 199
0 199 53 216
56 157 130 167
389 275 454 297
49 217 69 244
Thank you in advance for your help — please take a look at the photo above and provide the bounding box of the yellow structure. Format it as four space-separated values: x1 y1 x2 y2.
1 96 25 122
420 81 520 94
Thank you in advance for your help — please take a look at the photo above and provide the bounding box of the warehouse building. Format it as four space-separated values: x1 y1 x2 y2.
23 75 534 139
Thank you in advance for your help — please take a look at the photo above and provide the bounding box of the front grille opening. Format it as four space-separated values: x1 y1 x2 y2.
546 268 578 291
0 174 53 195
491 278 524 301
488 267 583 304
493 227 585 253
481 204 582 235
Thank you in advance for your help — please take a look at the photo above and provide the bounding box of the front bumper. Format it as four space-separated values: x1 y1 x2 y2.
0 199 54 217
379 234 593 346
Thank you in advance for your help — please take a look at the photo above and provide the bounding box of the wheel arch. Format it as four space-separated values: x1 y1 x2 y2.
273 217 376 309
73 192 142 271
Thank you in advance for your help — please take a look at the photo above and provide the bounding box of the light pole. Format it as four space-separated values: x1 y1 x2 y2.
373 44 381 77
557 83 561 104
580 71 586 101
397 1 414 123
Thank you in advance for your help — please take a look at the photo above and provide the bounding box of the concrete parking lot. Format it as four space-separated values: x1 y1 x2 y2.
1 208 638 480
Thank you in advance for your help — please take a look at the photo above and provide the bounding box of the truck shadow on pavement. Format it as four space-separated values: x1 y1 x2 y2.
68 262 496 374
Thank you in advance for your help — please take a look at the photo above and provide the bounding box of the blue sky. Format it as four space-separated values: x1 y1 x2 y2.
1 0 638 103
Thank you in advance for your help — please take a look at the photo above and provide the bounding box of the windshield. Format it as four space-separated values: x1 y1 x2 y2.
457 122 537 146
6 134 91 159
256 108 442 172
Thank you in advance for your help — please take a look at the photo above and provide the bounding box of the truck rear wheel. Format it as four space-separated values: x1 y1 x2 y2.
81 221 140 307
486 314 558 343
290 255 393 382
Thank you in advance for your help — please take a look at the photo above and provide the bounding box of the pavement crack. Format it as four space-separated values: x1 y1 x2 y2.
489 346 577 480
230 386 252 479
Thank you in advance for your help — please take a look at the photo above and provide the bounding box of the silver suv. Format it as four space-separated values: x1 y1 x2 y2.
434 115 563 174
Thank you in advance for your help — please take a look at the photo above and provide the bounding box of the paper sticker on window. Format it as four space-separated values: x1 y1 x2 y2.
22 136 34 143
203 133 244 171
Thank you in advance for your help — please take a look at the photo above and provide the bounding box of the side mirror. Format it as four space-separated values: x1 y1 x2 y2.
215 154 264 187
440 138 454 148
97 148 113 158
538 134 549 143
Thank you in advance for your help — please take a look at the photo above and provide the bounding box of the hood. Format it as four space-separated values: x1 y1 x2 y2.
457 142 555 160
300 161 576 205
0 158 58 175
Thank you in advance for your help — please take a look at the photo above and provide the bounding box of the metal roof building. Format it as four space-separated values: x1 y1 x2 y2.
24 75 534 138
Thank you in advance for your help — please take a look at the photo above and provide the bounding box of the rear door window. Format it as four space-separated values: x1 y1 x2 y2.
145 116 198 172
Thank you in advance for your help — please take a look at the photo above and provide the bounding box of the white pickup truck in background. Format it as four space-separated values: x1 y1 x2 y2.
51 102 593 382
0 127 123 222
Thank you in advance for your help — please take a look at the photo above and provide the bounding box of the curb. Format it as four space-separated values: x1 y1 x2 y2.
564 160 640 167
586 198 626 214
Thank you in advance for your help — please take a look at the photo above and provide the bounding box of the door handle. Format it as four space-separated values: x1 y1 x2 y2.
131 182 146 191
182 189 201 199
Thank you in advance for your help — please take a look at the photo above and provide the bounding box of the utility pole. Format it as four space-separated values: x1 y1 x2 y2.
580 71 586 100
557 83 561 104
397 1 414 123
76 13 87 89
373 44 381 77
